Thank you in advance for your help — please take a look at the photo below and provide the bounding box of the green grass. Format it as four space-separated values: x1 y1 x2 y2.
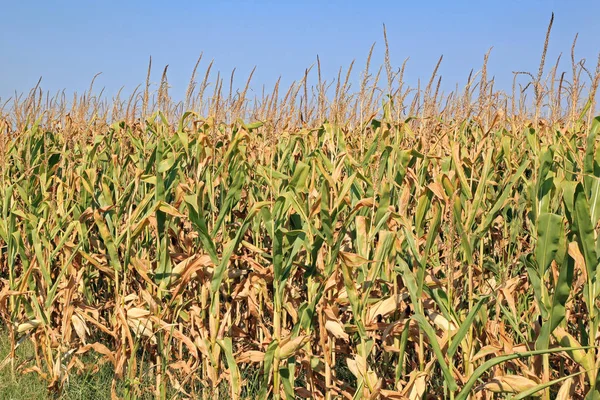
0 330 116 399
0 329 263 399
0 335 47 400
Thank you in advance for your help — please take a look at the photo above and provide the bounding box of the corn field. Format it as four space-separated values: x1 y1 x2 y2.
2 22 600 399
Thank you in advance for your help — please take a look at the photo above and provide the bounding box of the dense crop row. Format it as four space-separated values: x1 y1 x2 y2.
1 22 600 399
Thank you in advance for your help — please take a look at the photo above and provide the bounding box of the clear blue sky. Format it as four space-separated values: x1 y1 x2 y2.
1 0 599 103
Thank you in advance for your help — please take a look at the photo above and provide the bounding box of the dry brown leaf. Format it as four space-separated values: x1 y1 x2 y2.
351 198 375 213
237 350 265 363
380 389 408 400
481 375 540 395
406 373 427 400
556 377 574 400
339 251 372 267
324 319 349 341
568 241 585 270
367 295 399 325
426 311 457 332
127 318 156 343
77 342 117 366
296 387 316 398
126 308 151 319
427 182 447 201
71 313 90 343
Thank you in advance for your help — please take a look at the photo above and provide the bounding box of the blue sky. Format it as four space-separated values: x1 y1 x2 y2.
1 0 599 103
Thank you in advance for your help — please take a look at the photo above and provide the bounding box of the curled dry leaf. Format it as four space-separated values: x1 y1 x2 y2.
127 318 156 343
427 182 447 202
367 295 400 325
324 319 349 341
76 343 116 366
126 307 151 319
351 198 375 214
71 313 89 343
426 310 457 332
323 306 349 341
237 350 265 363
347 354 380 390
346 356 363 380
339 251 372 267
480 375 540 396
380 389 408 400
405 373 427 400
556 377 574 400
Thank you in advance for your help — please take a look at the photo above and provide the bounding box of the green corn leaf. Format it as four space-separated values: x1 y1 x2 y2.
536 213 564 273
447 294 491 358
466 147 493 230
94 210 122 272
573 184 599 283
412 313 458 392
536 247 574 351
476 159 529 237
451 142 473 200
289 161 310 193
217 338 241 400
258 339 279 400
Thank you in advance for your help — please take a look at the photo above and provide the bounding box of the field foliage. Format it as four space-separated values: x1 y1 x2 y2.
1 21 600 399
